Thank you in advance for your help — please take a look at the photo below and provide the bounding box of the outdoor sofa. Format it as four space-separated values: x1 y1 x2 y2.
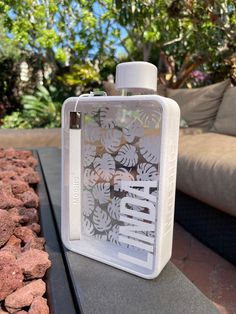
166 80 236 264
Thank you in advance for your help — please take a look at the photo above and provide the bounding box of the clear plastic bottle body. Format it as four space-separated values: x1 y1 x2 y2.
81 98 161 250
62 95 180 278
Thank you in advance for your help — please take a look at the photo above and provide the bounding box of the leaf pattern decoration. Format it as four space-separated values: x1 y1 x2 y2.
93 153 115 181
83 169 99 189
139 135 160 164
137 163 158 181
122 120 144 143
114 168 134 191
108 197 121 220
92 183 110 204
93 206 112 232
84 122 101 142
94 233 108 241
99 107 116 129
84 144 96 167
83 190 95 217
115 144 138 167
146 230 155 238
82 216 95 236
85 106 101 117
108 224 121 245
138 108 161 128
101 129 122 153
126 188 158 213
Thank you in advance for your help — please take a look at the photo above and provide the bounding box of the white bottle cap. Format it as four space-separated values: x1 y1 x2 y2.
115 61 157 92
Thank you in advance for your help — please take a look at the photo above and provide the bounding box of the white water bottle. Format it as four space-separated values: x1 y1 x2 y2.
61 61 180 279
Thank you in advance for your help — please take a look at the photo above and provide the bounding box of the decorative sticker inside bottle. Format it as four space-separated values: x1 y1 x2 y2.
82 104 161 267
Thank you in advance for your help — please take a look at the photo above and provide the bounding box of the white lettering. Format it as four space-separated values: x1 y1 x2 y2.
119 215 155 244
118 180 158 270
121 181 157 202
120 197 156 222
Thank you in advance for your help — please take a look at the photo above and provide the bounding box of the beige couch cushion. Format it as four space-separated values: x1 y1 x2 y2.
211 87 236 136
178 132 236 217
179 127 208 137
167 80 230 128
0 128 61 148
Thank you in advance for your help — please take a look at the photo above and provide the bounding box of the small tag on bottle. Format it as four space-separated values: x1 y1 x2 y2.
70 112 81 129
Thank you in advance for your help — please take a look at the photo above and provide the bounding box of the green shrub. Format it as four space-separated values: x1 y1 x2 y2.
1 111 31 129
1 85 61 128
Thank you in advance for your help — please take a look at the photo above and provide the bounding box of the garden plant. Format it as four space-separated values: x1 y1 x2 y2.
0 0 235 128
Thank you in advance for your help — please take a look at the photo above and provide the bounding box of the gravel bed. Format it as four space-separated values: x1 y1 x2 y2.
0 148 51 314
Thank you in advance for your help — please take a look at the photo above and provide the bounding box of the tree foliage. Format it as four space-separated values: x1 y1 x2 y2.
113 0 236 87
0 0 120 98
0 0 236 128
0 0 121 123
0 0 118 64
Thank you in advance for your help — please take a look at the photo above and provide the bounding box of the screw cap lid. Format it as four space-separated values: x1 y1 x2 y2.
115 61 157 92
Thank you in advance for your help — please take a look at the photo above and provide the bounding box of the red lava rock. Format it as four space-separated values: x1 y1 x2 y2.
10 156 38 169
29 296 49 314
8 208 29 226
0 162 17 172
8 159 29 169
3 148 32 160
26 156 38 169
0 159 9 170
16 168 40 185
2 148 15 158
0 171 19 181
5 157 37 170
0 209 16 247
1 235 21 256
17 249 51 280
14 226 36 244
3 148 23 159
0 194 23 209
1 174 29 191
0 304 9 313
27 223 41 235
10 180 30 195
0 251 23 301
14 150 33 159
0 184 23 209
0 168 39 186
22 237 45 251
0 148 51 312
0 183 12 193
5 279 46 313
0 164 16 173
18 207 39 225
16 189 39 208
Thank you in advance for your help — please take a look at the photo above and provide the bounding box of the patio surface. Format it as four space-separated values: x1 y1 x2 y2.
172 223 236 314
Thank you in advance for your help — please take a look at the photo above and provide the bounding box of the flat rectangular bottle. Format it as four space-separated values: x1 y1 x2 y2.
61 91 180 279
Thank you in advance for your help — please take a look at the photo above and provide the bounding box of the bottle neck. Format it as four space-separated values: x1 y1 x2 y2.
121 88 156 96
121 89 127 96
